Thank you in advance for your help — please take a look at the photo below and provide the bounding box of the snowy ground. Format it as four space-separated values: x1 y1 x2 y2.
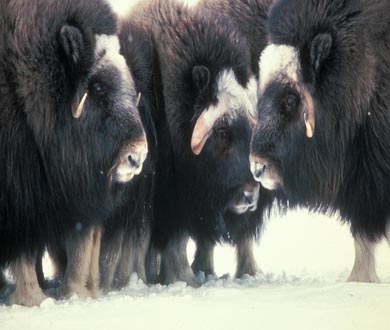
1 209 390 330
1 1 390 329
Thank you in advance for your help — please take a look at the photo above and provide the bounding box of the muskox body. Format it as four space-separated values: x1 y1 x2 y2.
0 0 147 305
200 0 272 78
251 0 390 282
114 0 272 287
99 23 158 291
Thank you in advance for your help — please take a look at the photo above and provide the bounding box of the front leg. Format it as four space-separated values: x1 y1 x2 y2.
160 233 200 287
347 234 380 283
191 240 215 276
9 255 46 307
99 231 123 292
86 227 102 298
235 235 260 278
59 228 94 299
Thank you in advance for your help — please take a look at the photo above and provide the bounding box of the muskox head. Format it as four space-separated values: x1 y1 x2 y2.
57 25 147 187
185 67 260 215
250 0 372 203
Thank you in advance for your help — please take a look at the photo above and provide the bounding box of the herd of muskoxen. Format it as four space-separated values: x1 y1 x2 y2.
0 0 389 306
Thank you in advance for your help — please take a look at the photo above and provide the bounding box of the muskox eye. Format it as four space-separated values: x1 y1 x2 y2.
92 82 106 96
283 93 299 113
215 128 232 145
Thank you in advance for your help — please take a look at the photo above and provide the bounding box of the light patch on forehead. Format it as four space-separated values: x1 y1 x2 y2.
94 34 136 109
203 69 258 126
95 34 130 77
259 44 300 92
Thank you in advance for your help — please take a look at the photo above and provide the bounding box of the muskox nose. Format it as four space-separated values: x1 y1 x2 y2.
127 153 142 170
126 140 148 175
243 183 260 208
250 155 267 181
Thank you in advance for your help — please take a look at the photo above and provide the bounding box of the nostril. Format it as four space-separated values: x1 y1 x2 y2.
127 153 141 169
254 164 266 179
244 193 253 204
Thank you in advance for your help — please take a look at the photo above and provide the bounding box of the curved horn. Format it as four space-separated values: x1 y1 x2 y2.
72 92 88 119
302 89 315 138
191 102 227 155
136 92 142 108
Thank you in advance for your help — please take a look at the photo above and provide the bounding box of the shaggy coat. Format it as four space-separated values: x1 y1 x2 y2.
201 0 272 78
251 0 390 280
99 22 158 290
0 0 146 304
119 0 271 285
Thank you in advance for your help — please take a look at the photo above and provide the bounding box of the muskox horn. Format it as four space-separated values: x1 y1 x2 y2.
191 104 225 155
72 92 88 119
136 92 142 108
302 89 315 138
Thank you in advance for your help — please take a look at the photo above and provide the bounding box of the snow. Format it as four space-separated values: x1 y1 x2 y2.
1 209 390 330
1 1 390 329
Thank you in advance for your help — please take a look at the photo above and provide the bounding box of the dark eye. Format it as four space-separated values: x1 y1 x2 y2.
215 128 232 145
283 93 300 113
91 82 106 96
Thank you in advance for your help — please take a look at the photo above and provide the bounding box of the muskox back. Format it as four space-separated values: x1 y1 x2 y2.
200 0 272 78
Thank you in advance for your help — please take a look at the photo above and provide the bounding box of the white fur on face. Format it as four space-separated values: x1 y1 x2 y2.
203 69 258 125
94 34 137 110
259 44 300 92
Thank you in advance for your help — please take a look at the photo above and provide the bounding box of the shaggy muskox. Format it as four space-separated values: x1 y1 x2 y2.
99 22 158 291
0 0 147 306
193 0 278 279
115 0 272 287
250 0 390 282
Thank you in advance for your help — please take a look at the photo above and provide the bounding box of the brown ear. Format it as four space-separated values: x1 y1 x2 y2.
302 89 315 138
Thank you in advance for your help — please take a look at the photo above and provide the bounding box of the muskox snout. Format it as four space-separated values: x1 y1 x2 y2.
250 156 267 181
228 183 260 215
250 154 282 191
109 136 148 184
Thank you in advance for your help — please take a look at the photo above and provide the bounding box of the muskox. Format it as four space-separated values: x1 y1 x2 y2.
250 0 390 282
0 0 147 306
113 0 272 287
99 22 158 291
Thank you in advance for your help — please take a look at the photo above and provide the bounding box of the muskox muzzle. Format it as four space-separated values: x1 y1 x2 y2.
109 136 148 184
228 183 260 215
250 154 282 191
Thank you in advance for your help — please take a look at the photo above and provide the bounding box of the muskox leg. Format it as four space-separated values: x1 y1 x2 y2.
191 240 215 276
86 227 102 298
145 245 160 284
347 234 380 283
0 267 8 291
59 229 94 299
47 242 67 280
235 235 260 278
9 255 46 307
35 250 46 289
159 233 200 287
100 231 124 292
114 227 150 288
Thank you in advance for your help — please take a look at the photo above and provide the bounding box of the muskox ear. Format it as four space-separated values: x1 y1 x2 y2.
310 33 332 75
192 65 210 94
59 25 84 68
